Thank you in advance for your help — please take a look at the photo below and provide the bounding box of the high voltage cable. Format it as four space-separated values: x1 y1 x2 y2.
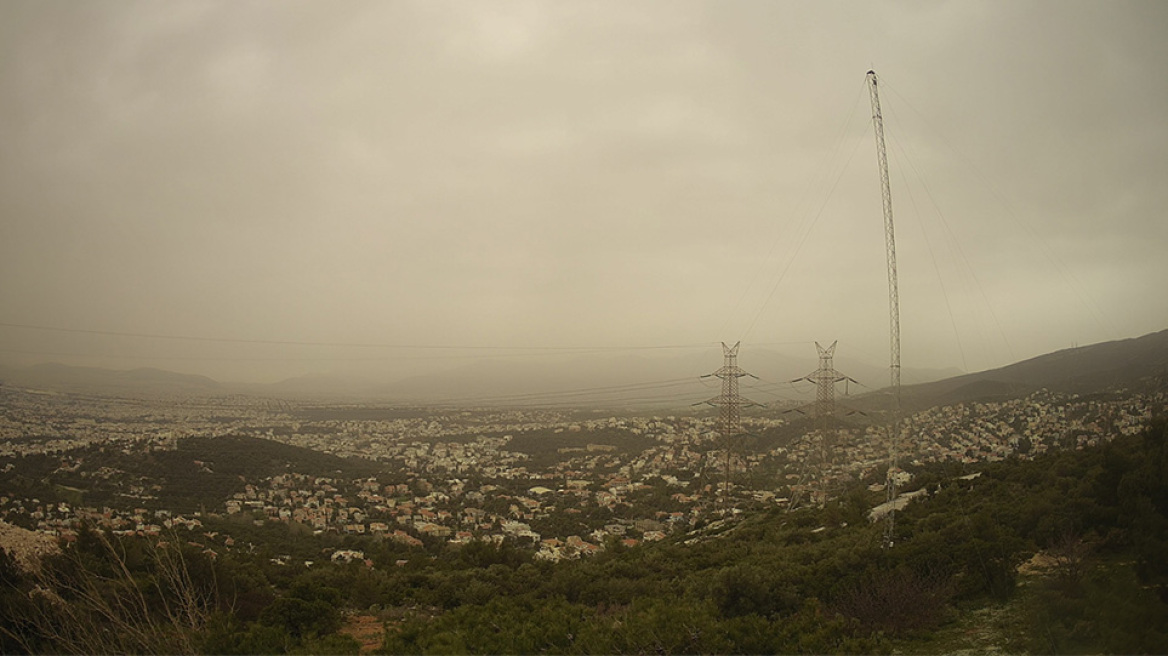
419 378 707 406
741 115 870 343
406 373 812 409
0 322 713 353
447 378 701 401
429 391 712 409
0 346 703 364
741 378 806 402
439 392 713 410
1 342 812 407
719 76 869 341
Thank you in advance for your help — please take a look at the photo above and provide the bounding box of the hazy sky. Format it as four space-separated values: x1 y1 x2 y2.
1 0 1165 384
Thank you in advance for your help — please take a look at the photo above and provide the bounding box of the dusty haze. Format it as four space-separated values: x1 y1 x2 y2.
1 1 1165 386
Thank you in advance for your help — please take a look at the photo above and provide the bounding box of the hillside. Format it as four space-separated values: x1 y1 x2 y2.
852 328 1168 413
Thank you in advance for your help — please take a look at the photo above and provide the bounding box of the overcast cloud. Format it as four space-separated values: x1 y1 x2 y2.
1 0 1165 384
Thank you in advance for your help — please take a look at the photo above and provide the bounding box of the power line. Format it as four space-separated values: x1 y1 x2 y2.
448 391 713 410
421 378 705 406
722 77 869 342
0 346 704 364
742 126 870 344
0 321 713 353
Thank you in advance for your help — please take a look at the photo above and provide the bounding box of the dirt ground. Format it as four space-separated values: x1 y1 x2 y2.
340 614 386 654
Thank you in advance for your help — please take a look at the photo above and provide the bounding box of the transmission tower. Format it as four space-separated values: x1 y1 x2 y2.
702 342 757 512
868 69 903 547
791 341 857 506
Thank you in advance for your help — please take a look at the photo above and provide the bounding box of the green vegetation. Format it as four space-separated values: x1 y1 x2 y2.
0 435 380 513
506 428 655 468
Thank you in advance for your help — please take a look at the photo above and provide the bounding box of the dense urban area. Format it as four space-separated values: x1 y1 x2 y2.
1 383 1160 560
2 369 1167 654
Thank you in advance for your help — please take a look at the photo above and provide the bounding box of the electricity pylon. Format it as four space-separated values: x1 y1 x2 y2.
868 69 903 548
702 342 758 512
791 341 858 506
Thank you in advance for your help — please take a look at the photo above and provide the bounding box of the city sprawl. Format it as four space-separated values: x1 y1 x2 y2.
1 384 1161 565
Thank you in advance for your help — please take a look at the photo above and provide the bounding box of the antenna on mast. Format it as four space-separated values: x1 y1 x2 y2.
867 70 902 548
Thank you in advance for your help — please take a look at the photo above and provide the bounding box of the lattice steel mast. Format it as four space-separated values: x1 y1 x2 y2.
792 341 857 505
703 342 756 511
868 70 902 547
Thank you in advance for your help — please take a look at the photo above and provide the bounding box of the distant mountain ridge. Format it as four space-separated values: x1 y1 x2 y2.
0 362 220 396
2 329 1164 407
